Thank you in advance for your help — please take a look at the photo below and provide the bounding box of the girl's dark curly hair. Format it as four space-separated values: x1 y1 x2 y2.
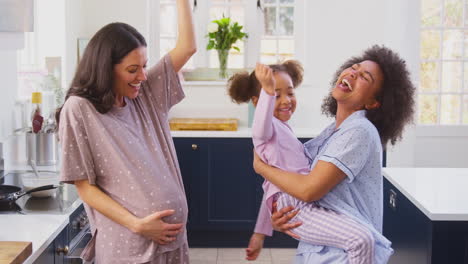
321 45 415 148
55 22 147 129
228 60 303 104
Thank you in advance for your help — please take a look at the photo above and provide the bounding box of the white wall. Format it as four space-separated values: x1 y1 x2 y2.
64 0 148 87
0 33 23 141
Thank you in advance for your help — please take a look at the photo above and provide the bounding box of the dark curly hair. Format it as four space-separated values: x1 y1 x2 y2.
55 22 147 129
228 60 303 104
321 45 415 148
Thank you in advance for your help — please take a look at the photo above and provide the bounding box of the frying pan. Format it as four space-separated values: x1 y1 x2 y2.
0 184 58 203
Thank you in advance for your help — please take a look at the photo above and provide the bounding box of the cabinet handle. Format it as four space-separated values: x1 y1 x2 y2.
389 189 397 210
192 144 198 150
56 246 69 255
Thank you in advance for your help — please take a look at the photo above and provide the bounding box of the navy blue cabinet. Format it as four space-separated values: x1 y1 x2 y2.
174 137 305 248
34 227 67 264
383 178 468 264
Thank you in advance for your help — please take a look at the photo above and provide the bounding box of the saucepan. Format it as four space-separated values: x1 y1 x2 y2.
0 184 58 204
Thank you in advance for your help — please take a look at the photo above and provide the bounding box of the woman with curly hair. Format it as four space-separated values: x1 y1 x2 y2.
253 45 415 264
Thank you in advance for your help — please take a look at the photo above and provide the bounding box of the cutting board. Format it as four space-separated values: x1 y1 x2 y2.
170 118 238 131
0 241 32 264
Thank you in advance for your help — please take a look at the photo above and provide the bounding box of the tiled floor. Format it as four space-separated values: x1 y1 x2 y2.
189 248 296 264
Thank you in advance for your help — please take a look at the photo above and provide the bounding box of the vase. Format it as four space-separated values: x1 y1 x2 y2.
217 49 229 79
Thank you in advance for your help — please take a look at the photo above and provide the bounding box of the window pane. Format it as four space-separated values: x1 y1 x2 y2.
444 0 463 27
229 54 244 68
442 30 463 59
420 62 440 92
466 2 468 26
230 41 244 68
211 0 226 4
209 50 219 68
261 55 278 64
230 5 245 25
440 94 461 124
463 95 468 124
278 7 294 36
264 7 276 35
278 39 294 60
421 0 442 27
280 0 294 4
264 0 277 3
160 5 177 37
464 62 468 92
420 30 441 59
418 94 439 124
210 6 226 21
261 39 277 55
442 61 462 92
209 48 243 68
160 38 176 58
464 30 468 58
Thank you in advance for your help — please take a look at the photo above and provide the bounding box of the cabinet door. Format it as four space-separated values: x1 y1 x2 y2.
174 138 206 228
383 178 431 264
34 242 56 264
201 138 263 230
34 228 67 264
175 138 263 230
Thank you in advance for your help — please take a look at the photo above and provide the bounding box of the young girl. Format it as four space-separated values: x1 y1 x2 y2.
228 61 375 264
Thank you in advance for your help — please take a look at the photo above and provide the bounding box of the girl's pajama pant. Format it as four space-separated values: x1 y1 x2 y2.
275 192 375 264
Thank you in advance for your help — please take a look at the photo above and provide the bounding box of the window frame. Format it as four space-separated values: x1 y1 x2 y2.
147 0 306 74
419 0 468 125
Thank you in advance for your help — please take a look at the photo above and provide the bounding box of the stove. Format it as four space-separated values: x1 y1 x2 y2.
1 171 92 263
0 171 80 215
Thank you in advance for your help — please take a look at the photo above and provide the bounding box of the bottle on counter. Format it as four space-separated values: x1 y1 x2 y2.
31 92 44 133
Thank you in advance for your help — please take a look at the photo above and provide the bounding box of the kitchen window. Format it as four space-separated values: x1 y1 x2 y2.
419 0 468 125
151 0 304 72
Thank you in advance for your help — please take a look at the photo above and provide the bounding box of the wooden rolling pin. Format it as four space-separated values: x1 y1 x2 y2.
0 242 32 264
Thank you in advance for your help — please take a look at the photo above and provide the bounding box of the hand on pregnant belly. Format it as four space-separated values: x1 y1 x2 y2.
133 209 184 245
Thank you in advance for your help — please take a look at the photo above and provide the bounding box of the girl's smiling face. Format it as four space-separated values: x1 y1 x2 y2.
273 71 296 122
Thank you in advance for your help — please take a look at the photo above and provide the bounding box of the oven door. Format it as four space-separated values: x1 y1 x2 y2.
65 223 94 264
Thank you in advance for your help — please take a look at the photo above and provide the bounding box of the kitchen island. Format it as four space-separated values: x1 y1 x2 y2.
383 167 468 264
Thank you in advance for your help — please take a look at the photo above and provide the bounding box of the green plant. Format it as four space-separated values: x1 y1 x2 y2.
206 16 248 52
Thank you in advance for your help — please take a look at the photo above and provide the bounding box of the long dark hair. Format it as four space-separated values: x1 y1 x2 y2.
55 22 146 128
321 45 416 148
228 60 303 104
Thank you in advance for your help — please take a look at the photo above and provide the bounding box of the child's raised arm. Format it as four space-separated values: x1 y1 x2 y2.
255 63 275 96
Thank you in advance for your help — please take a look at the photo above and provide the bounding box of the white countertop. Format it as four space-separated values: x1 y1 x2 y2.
170 127 319 138
383 167 468 221
0 200 83 264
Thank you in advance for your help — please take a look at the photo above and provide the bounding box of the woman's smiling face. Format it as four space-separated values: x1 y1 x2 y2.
113 46 148 106
333 60 384 111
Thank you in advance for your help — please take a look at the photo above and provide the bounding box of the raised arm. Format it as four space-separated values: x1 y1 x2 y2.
169 0 197 72
252 63 276 144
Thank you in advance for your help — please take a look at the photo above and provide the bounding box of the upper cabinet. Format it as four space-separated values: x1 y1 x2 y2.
0 0 34 32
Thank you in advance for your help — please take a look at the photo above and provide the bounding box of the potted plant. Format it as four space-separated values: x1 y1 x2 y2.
206 16 248 79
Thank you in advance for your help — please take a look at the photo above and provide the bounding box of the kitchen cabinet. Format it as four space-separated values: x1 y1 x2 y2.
34 228 67 264
174 137 311 247
383 168 468 264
